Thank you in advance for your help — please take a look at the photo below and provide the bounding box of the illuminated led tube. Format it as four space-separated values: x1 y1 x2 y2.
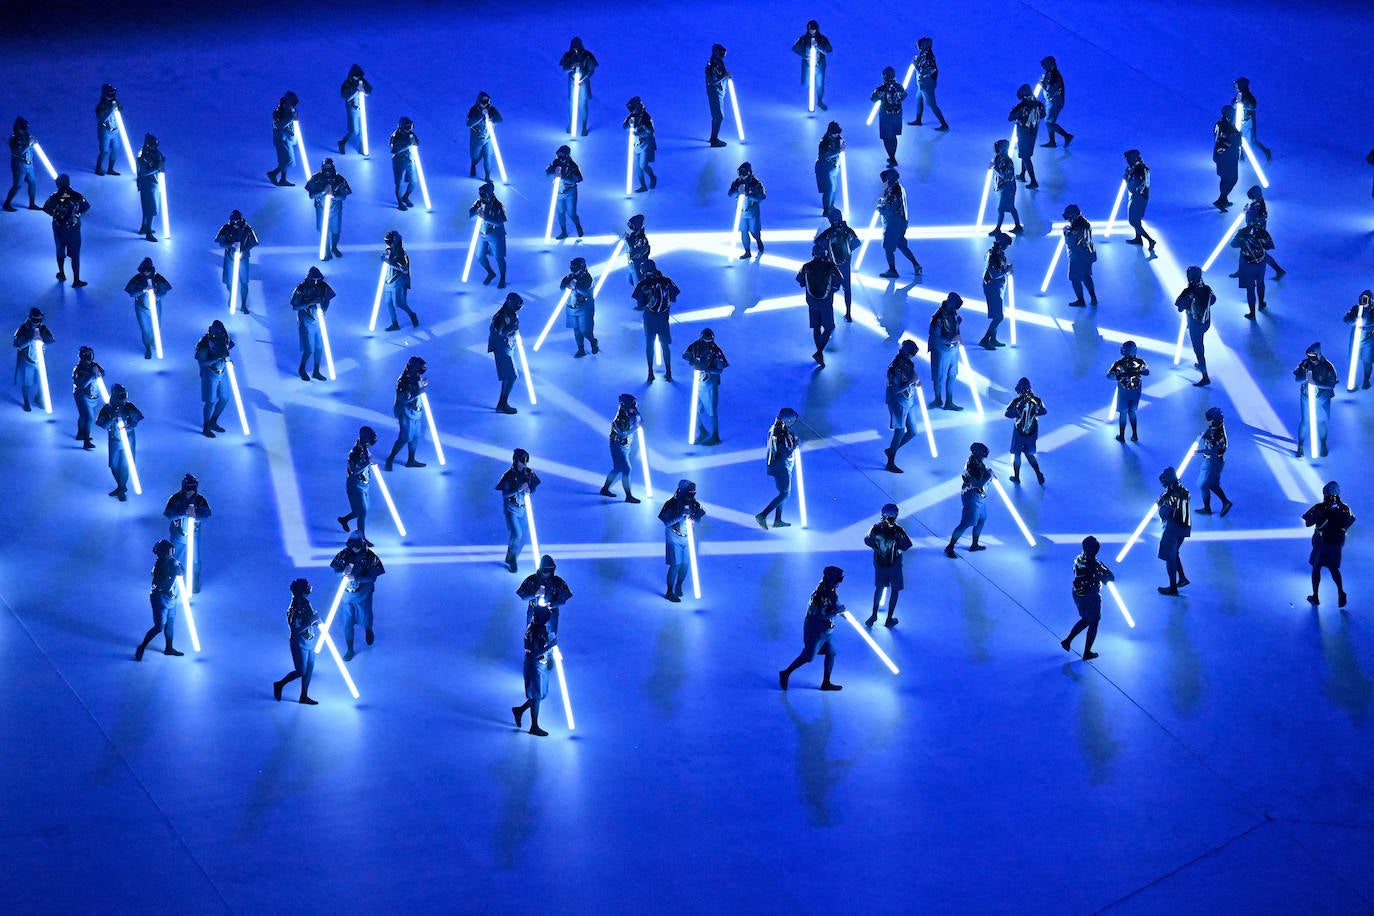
228 248 241 315
357 91 370 157
318 193 332 261
418 392 445 465
570 70 581 136
915 379 938 458
515 332 536 405
525 492 541 561
1176 439 1200 479
293 119 312 181
461 218 482 283
625 125 635 196
31 141 57 180
1007 273 1018 346
176 576 202 652
96 378 143 495
975 168 993 230
1173 311 1188 365
145 289 163 360
1307 377 1318 462
1348 309 1365 391
317 307 336 380
1105 389 1118 423
184 521 196 595
636 422 653 498
841 611 899 674
1102 179 1127 239
1240 138 1269 189
486 116 508 183
1202 208 1247 272
865 62 913 127
853 208 881 271
314 576 350 655
727 78 745 141
1040 235 1066 293
156 172 170 240
551 645 575 730
411 145 432 210
592 239 626 296
808 46 817 113
654 337 664 369
369 463 406 537
533 289 571 352
686 517 702 599
957 344 984 416
544 174 560 242
320 631 361 698
369 260 387 331
838 150 850 218
34 339 52 414
729 193 744 259
1116 439 1199 562
113 109 136 173
225 358 250 435
990 476 1035 546
795 444 809 528
687 369 701 444
1106 581 1135 628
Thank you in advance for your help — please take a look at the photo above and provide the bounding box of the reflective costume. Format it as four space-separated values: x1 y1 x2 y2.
815 209 860 318
329 534 386 656
623 98 656 192
13 310 55 411
755 409 799 528
1123 150 1155 250
1195 408 1232 516
632 263 679 382
1155 468 1191 594
136 542 184 660
163 476 211 593
337 65 373 155
1232 224 1274 318
305 160 351 260
194 321 234 437
1212 106 1242 209
729 164 766 257
1242 188 1285 280
5 117 37 211
625 215 651 286
884 339 921 472
1061 538 1112 658
1341 292 1374 390
870 68 907 166
466 93 503 180
134 135 163 241
1293 344 1338 457
980 233 1013 348
215 211 257 314
42 177 90 285
546 147 584 238
791 22 833 109
517 557 573 638
908 39 948 129
1062 205 1097 306
705 45 730 146
1175 268 1215 384
1008 85 1045 187
683 331 728 444
381 232 417 330
560 258 597 356
1233 77 1272 161
337 428 377 538
1004 377 1046 484
815 123 845 216
601 395 642 501
513 612 555 736
496 451 542 573
1039 57 1073 147
878 171 921 278
1303 483 1354 606
124 259 171 359
389 119 419 209
488 294 523 413
779 567 845 691
1107 341 1149 441
385 357 429 470
991 140 1020 233
864 507 912 626
798 248 843 364
561 39 598 136
94 85 121 175
470 184 508 287
946 445 993 555
927 295 963 409
658 480 705 601
71 348 104 447
290 268 335 380
267 92 300 186
274 581 321 704
95 385 143 499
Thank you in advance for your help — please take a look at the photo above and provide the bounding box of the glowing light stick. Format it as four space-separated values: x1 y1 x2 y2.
316 307 336 380
957 345 985 416
515 332 536 405
865 62 915 126
31 142 57 180
184 520 196 594
625 125 636 196
156 172 170 239
95 378 143 495
841 611 899 674
225 359 250 435
551 645 575 730
293 119 312 181
525 492 541 561
1307 376 1318 462
319 629 360 698
314 576 350 655
146 288 163 359
989 477 1035 546
1040 235 1066 293
369 463 406 537
228 248 241 315
1173 311 1188 365
975 168 994 230
654 337 664 369
544 174 560 241
33 339 52 414
318 193 332 261
685 517 702 599
729 193 744 258
727 78 745 141
533 289 572 352
1240 139 1269 189
853 208 881 270
838 151 850 218
1116 439 1199 562
461 217 482 283
113 109 136 173
418 392 445 465
915 379 938 458
175 576 201 652
357 92 369 157
1202 208 1247 272
687 370 701 444
795 445 809 528
1007 273 1018 345
411 145 432 210
570 70 582 136
1105 389 1118 423
1106 581 1135 628
1102 179 1127 239
485 116 508 183
636 421 654 498
369 260 388 331
592 239 626 297
808 45 817 113
1348 309 1365 391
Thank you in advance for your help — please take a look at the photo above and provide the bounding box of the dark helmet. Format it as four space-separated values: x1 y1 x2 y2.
398 116 414 129
138 257 155 273
1221 104 1236 118
642 258 659 275
1159 467 1179 486
900 338 919 355
1040 55 1057 70
153 539 174 558
556 144 571 157
1081 535 1100 556
821 565 844 585
321 157 336 174
181 473 198 490
209 319 227 336
142 133 158 148
1323 480 1341 498
1306 341 1322 358
970 442 990 459
283 91 299 106
918 37 933 50
1246 185 1263 201
1234 76 1250 89
1205 406 1224 423
347 529 366 545
570 256 587 271
570 36 584 51
880 167 900 183
1121 340 1138 356
812 240 828 258
1062 203 1081 220
13 116 28 133
881 502 899 519
777 407 799 424
78 345 94 361
111 383 128 401
477 91 491 104
992 231 1013 249
504 292 524 309
700 327 715 342
826 120 842 135
230 209 244 222
618 392 637 406
712 43 726 58
626 96 643 111
628 213 645 230
826 207 843 225
385 230 402 245
405 355 426 374
1186 265 1203 282
1015 377 1032 394
348 63 364 78
807 19 820 31
28 307 43 321
676 478 697 495
883 66 897 80
56 173 71 189
994 138 1010 154
290 578 312 597
1124 149 1141 163
539 554 556 574
1017 83 1034 99
737 161 752 176
944 292 963 310
513 447 530 464
306 266 323 280
479 181 495 198
1360 290 1373 306
101 83 117 97
359 425 377 445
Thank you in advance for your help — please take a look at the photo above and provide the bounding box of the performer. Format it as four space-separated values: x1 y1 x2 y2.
1062 204 1097 307
863 504 911 628
94 84 121 175
488 293 523 414
381 231 417 330
1194 407 1233 517
4 116 40 211
1303 481 1354 607
728 162 766 258
1004 377 1047 484
469 182 508 287
778 566 845 691
600 393 643 503
705 43 730 147
194 320 235 438
134 133 163 242
546 145 584 239
797 242 843 367
815 208 860 320
560 37 597 136
124 258 171 359
135 541 185 661
384 356 429 470
389 117 419 210
815 122 844 216
337 64 373 155
512 608 556 737
1293 343 1338 458
945 443 994 557
623 97 657 192
907 37 948 130
1060 536 1112 660
1176 266 1215 385
927 293 963 410
1342 290 1374 390
1008 85 1045 188
658 479 705 603
1212 105 1241 211
337 426 378 539
1123 149 1156 253
13 308 55 412
290 267 335 381
883 338 921 473
990 139 1021 235
1241 187 1286 280
42 174 90 286
466 92 503 180
273 579 321 705
625 214 651 286
755 408 800 530
72 346 104 450
329 531 386 659
791 20 833 110
560 256 597 357
1039 56 1074 147
1155 467 1192 596
980 231 1013 349
305 158 351 261
1233 77 1272 161
1107 340 1149 443
517 555 573 637
1232 219 1275 319
215 210 257 314
496 448 542 574
878 168 922 279
163 474 211 593
94 383 142 501
266 91 300 187
632 260 678 383
682 328 728 444
870 66 907 167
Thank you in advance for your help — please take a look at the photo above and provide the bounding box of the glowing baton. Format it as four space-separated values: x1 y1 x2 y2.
990 476 1035 546
1348 309 1365 391
410 145 432 210
320 630 361 698
485 116 508 183
228 248 242 315
1007 273 1018 346
551 645 575 730
1307 377 1318 462
654 338 664 369
314 576 350 655
808 45 817 113
1106 389 1119 423
461 217 482 283
1116 439 1199 562
1240 139 1269 189
533 288 572 352
636 421 654 498
795 445 809 528
515 332 536 405
369 260 388 331
729 193 744 258
841 611 899 674
369 463 406 536
418 392 445 465
865 62 914 127
853 208 881 270
1040 235 1066 293
592 239 626 297
544 174 560 241
357 92 369 157
1106 581 1135 628
156 172 170 240
687 369 701 444
33 338 52 414
1173 311 1188 365
838 151 850 218
625 125 636 196
96 379 143 495
685 517 702 599
525 492 541 560
975 168 994 230
31 141 57 180
915 379 938 458
293 119 312 181
146 288 163 360
570 70 581 136
225 358 251 435
175 576 201 652
113 108 136 173
184 520 196 594
1102 179 1127 239
1202 208 1247 272
316 307 336 380
957 345 985 416
318 193 332 261
727 78 745 141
